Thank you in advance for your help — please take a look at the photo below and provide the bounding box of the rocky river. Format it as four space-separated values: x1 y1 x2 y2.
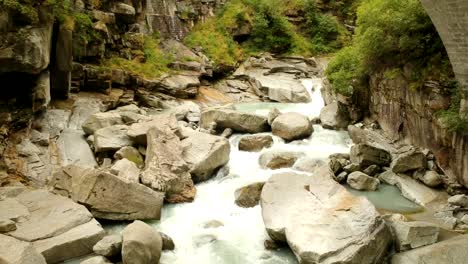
1 54 468 264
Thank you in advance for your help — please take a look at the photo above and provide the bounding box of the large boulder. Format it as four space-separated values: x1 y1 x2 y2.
447 194 468 207
200 108 269 133
350 144 392 167
0 234 47 264
82 112 123 135
127 114 179 145
94 125 132 153
93 234 122 258
347 171 380 191
380 171 443 206
159 74 200 98
271 112 313 141
261 168 391 263
391 150 426 173
319 102 350 130
181 129 230 183
122 220 162 264
389 221 439 251
293 157 327 173
114 146 145 168
110 159 140 183
234 182 265 208
0 189 105 263
48 165 164 220
259 150 303 170
238 134 273 152
141 126 195 203
391 234 468 264
57 129 98 168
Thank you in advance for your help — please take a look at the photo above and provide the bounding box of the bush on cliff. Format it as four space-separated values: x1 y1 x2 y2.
326 0 450 95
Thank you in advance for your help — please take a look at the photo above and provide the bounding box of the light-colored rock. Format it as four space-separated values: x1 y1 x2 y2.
319 102 350 129
292 157 326 173
82 112 123 135
261 168 391 263
343 163 361 173
0 219 16 232
49 166 164 220
57 129 98 168
33 219 105 264
271 112 313 141
80 256 112 264
0 234 47 264
141 126 195 202
347 171 380 191
30 129 49 146
417 170 442 187
68 98 105 130
93 234 122 257
234 182 265 208
238 134 273 152
160 74 200 98
391 234 468 264
181 130 230 183
259 151 303 170
448 194 468 208
200 108 269 133
114 146 144 168
390 221 439 251
122 220 162 264
267 108 281 125
6 190 93 242
350 144 392 167
380 171 442 206
110 159 140 183
0 198 29 221
391 150 426 173
111 2 136 15
127 114 179 145
94 125 132 153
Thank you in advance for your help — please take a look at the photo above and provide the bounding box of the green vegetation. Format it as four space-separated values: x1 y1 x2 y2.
185 0 348 67
326 0 451 95
102 36 174 79
437 84 468 133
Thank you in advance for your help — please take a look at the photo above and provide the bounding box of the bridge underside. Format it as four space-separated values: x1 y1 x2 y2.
421 0 468 117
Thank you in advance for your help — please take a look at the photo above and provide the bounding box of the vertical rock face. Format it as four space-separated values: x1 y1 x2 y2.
368 71 468 188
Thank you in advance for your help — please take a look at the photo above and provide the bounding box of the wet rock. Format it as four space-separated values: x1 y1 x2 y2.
0 218 16 232
200 108 269 133
391 150 426 173
238 134 273 152
264 239 281 250
181 130 230 183
319 102 350 130
141 126 195 202
380 171 443 206
110 159 140 183
114 146 144 168
391 234 468 264
271 112 313 141
259 151 303 170
127 114 179 145
122 220 162 264
343 163 361 173
261 168 391 263
416 170 442 187
329 158 343 174
350 144 392 167
49 166 164 220
161 232 175 251
93 234 122 257
0 234 47 264
347 171 380 191
82 112 123 135
234 182 265 208
448 194 468 208
390 221 439 251
267 108 281 125
94 125 132 153
363 164 380 176
80 256 112 264
293 157 326 173
335 171 348 183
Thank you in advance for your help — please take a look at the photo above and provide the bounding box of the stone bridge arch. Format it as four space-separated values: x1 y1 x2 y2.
420 0 468 117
